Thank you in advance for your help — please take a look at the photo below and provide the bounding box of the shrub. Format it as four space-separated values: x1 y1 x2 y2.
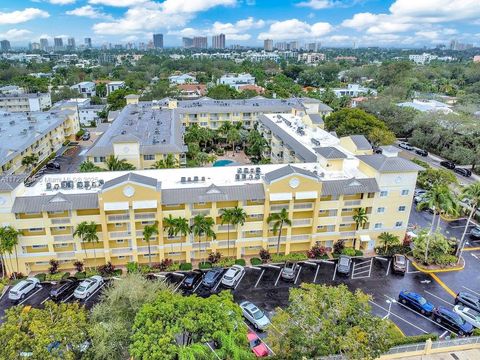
355 250 364 257
250 257 262 266
126 261 140 273
208 252 222 264
341 248 357 257
75 271 86 279
113 269 123 276
235 259 246 266
179 263 192 271
199 262 212 269
35 273 46 282
435 254 457 267
473 328 480 336
216 148 225 156
62 139 71 147
390 333 438 346
98 262 116 277
166 263 180 272
73 261 84 272
375 244 411 257
271 253 308 263
307 244 327 259
152 259 173 272
46 272 64 281
48 259 60 275
61 272 70 279
333 240 345 254
216 258 236 268
9 272 24 280
86 268 101 277
259 248 271 263
76 129 85 138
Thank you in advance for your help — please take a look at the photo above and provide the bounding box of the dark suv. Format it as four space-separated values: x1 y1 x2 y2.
455 292 480 312
415 149 428 157
49 278 78 301
432 306 473 336
201 268 224 288
440 160 455 169
454 168 472 177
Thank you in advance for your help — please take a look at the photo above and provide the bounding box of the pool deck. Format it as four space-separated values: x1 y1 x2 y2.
211 150 252 166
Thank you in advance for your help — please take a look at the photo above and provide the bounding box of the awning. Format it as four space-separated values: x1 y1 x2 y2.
360 235 371 242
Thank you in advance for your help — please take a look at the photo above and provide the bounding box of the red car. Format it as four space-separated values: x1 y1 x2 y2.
247 331 269 357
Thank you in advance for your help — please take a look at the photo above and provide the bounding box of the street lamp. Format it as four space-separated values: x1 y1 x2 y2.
384 299 396 319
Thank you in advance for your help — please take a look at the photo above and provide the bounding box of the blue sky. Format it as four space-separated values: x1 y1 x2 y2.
0 0 479 48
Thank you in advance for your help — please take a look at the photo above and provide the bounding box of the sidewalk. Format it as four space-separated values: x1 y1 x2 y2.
395 348 480 359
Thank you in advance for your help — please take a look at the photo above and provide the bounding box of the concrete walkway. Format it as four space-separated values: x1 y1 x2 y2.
397 349 480 359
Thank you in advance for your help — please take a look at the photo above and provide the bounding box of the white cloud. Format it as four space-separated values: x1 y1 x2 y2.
162 0 236 14
258 19 332 40
389 0 480 23
341 12 378 30
0 8 49 25
88 0 148 6
66 5 112 20
296 0 336 9
0 29 32 41
49 0 76 4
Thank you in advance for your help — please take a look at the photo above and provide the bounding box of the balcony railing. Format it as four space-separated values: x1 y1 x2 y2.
53 235 73 242
134 213 156 220
268 236 286 244
270 205 289 212
293 203 313 210
107 214 130 222
51 218 70 225
341 216 354 222
109 231 131 239
344 200 361 206
111 247 133 255
292 219 311 226
57 251 75 259
291 235 309 242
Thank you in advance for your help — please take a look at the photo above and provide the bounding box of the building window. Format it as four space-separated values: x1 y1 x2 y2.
380 191 388 197
32 244 47 249
116 239 125 244
377 207 385 214
29 228 44 232
395 221 403 228
118 256 125 259
115 223 123 228
374 223 383 229
94 156 105 163
143 154 154 161
398 206 406 212
401 190 409 196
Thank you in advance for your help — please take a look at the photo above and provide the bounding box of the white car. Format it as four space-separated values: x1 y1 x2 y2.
73 275 103 299
240 301 271 331
453 305 480 328
8 277 40 301
221 265 245 287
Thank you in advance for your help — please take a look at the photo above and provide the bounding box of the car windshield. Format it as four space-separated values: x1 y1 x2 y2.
252 309 264 320
417 297 427 305
76 286 86 292
250 339 261 347
453 314 466 325
340 257 349 265
224 275 233 280
395 256 405 264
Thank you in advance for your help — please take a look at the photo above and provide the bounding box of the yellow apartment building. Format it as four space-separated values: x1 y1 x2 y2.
0 109 80 175
0 138 422 274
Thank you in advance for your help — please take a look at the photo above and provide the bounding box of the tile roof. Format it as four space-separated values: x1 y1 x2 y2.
102 172 159 190
264 165 319 183
348 135 372 150
321 178 379 196
12 192 99 213
357 154 425 173
314 147 347 159
0 174 27 191
308 114 324 124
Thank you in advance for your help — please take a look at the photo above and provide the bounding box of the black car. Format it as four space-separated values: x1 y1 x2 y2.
455 292 480 313
440 160 455 170
49 278 78 301
181 270 203 290
46 161 60 170
432 306 473 336
415 149 428 157
454 168 472 177
202 268 224 288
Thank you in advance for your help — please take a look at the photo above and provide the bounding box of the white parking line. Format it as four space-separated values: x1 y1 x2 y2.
18 286 43 305
193 280 203 293
234 272 246 290
83 283 105 303
439 331 449 339
254 269 265 288
274 269 282 286
369 300 428 334
350 262 356 279
174 278 186 292
268 264 281 269
332 264 337 281
62 293 74 303
386 260 391 276
40 296 50 305
462 286 480 297
424 291 453 306
212 279 222 292
313 264 320 283
406 260 420 274
294 266 302 285
245 323 276 356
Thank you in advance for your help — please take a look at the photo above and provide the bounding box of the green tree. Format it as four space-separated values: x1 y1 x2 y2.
129 291 246 360
412 230 456 265
79 160 102 172
107 88 136 111
89 273 173 360
163 214 178 239
151 154 178 169
0 226 21 277
207 84 240 99
226 127 241 153
456 182 480 258
417 168 458 190
368 127 397 147
190 215 216 263
21 154 39 169
353 208 368 230
143 222 159 268
267 208 292 255
220 206 247 259
74 221 99 268
0 301 90 359
266 283 394 360
105 155 135 171
378 232 400 252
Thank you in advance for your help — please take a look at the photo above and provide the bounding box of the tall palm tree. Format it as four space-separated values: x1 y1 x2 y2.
21 154 39 170
267 208 291 255
220 209 234 258
191 215 206 262
143 222 159 268
73 221 90 261
151 154 178 169
74 221 99 268
227 127 241 154
79 160 102 172
174 217 191 239
230 206 247 258
105 155 135 171
456 182 480 258
378 232 400 252
163 214 177 238
353 207 369 249
0 226 21 277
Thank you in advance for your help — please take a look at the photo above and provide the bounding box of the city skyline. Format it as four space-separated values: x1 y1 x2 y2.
0 1 479 48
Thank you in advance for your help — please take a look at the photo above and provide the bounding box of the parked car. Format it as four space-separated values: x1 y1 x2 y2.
453 305 480 328
337 255 352 275
46 161 60 170
281 261 298 281
247 331 269 357
440 160 455 170
221 265 245 288
469 226 480 240
392 254 407 274
454 167 472 177
415 148 428 157
202 267 224 288
399 142 414 151
73 275 103 299
398 290 434 316
8 277 40 302
81 132 90 141
414 189 427 197
49 277 78 301
414 193 426 203
455 292 480 313
181 270 203 290
433 306 474 336
240 301 271 331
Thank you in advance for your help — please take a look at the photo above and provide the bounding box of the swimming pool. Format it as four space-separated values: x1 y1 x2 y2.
213 159 234 167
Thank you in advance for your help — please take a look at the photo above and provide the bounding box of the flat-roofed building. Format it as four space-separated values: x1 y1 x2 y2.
86 102 187 169
106 81 125 96
70 81 96 97
0 92 51 112
0 109 80 174
0 139 422 273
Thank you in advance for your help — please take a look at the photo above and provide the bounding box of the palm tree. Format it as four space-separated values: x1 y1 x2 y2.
73 221 90 261
456 182 480 258
21 154 39 169
220 209 234 258
79 160 102 172
74 221 99 268
0 226 21 277
143 222 159 267
105 155 135 171
175 217 191 239
267 208 291 255
378 232 400 252
418 184 459 233
227 127 241 155
353 207 369 249
163 214 177 238
151 154 178 169
190 215 216 263
231 206 247 258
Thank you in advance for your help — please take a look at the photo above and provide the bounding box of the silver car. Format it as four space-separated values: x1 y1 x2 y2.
240 301 271 331
74 275 103 299
453 305 480 328
337 255 352 275
221 265 245 287
8 277 40 301
281 261 298 281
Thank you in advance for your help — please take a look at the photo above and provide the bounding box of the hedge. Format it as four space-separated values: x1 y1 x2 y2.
74 271 86 279
235 259 246 266
390 333 438 347
250 257 262 266
35 273 47 282
199 262 212 269
270 253 308 263
46 272 65 281
179 263 192 271
61 272 70 279
113 269 123 276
